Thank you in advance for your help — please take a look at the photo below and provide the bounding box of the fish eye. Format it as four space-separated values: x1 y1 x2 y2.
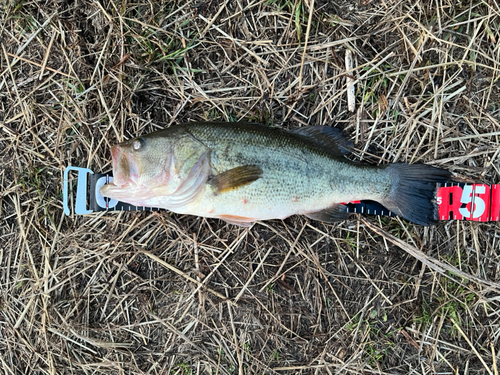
132 138 145 151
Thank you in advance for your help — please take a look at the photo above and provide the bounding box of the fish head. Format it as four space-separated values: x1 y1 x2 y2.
100 134 175 205
99 129 210 208
110 137 172 187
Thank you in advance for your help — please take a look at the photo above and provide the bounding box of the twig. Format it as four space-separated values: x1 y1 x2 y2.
451 318 493 375
5 52 77 79
298 0 315 89
345 49 355 112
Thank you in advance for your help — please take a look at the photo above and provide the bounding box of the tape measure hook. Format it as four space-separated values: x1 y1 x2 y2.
63 166 94 215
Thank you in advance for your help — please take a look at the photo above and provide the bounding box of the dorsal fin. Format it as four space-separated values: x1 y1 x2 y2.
208 165 263 194
289 126 353 156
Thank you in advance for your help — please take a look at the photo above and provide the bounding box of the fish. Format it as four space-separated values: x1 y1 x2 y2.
99 122 451 226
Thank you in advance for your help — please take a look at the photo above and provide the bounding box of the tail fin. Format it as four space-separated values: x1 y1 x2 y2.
381 164 452 226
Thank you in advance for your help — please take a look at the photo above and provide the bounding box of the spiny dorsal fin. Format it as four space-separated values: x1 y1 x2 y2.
290 126 353 156
208 165 263 194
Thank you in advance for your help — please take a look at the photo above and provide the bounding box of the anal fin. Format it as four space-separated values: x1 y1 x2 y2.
304 204 352 223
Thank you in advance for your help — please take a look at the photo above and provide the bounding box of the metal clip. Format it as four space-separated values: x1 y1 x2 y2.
63 166 93 215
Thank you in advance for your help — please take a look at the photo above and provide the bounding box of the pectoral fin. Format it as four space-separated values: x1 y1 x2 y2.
208 165 263 194
304 204 353 223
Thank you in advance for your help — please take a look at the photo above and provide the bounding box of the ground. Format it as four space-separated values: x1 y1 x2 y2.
0 0 499 374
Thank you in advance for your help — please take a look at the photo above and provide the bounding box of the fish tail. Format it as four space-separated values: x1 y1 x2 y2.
381 164 452 226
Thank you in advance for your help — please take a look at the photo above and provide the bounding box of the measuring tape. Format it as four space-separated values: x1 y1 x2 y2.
63 167 499 222
436 183 499 221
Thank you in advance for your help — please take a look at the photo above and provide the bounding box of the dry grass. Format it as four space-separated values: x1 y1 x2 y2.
1 0 500 373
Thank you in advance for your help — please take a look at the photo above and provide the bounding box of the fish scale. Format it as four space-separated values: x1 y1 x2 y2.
184 124 353 218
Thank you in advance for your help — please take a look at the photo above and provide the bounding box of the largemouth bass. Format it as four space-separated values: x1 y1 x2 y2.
100 122 451 226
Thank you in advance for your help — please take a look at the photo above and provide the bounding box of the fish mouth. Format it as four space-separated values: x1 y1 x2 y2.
99 144 144 201
108 144 142 187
